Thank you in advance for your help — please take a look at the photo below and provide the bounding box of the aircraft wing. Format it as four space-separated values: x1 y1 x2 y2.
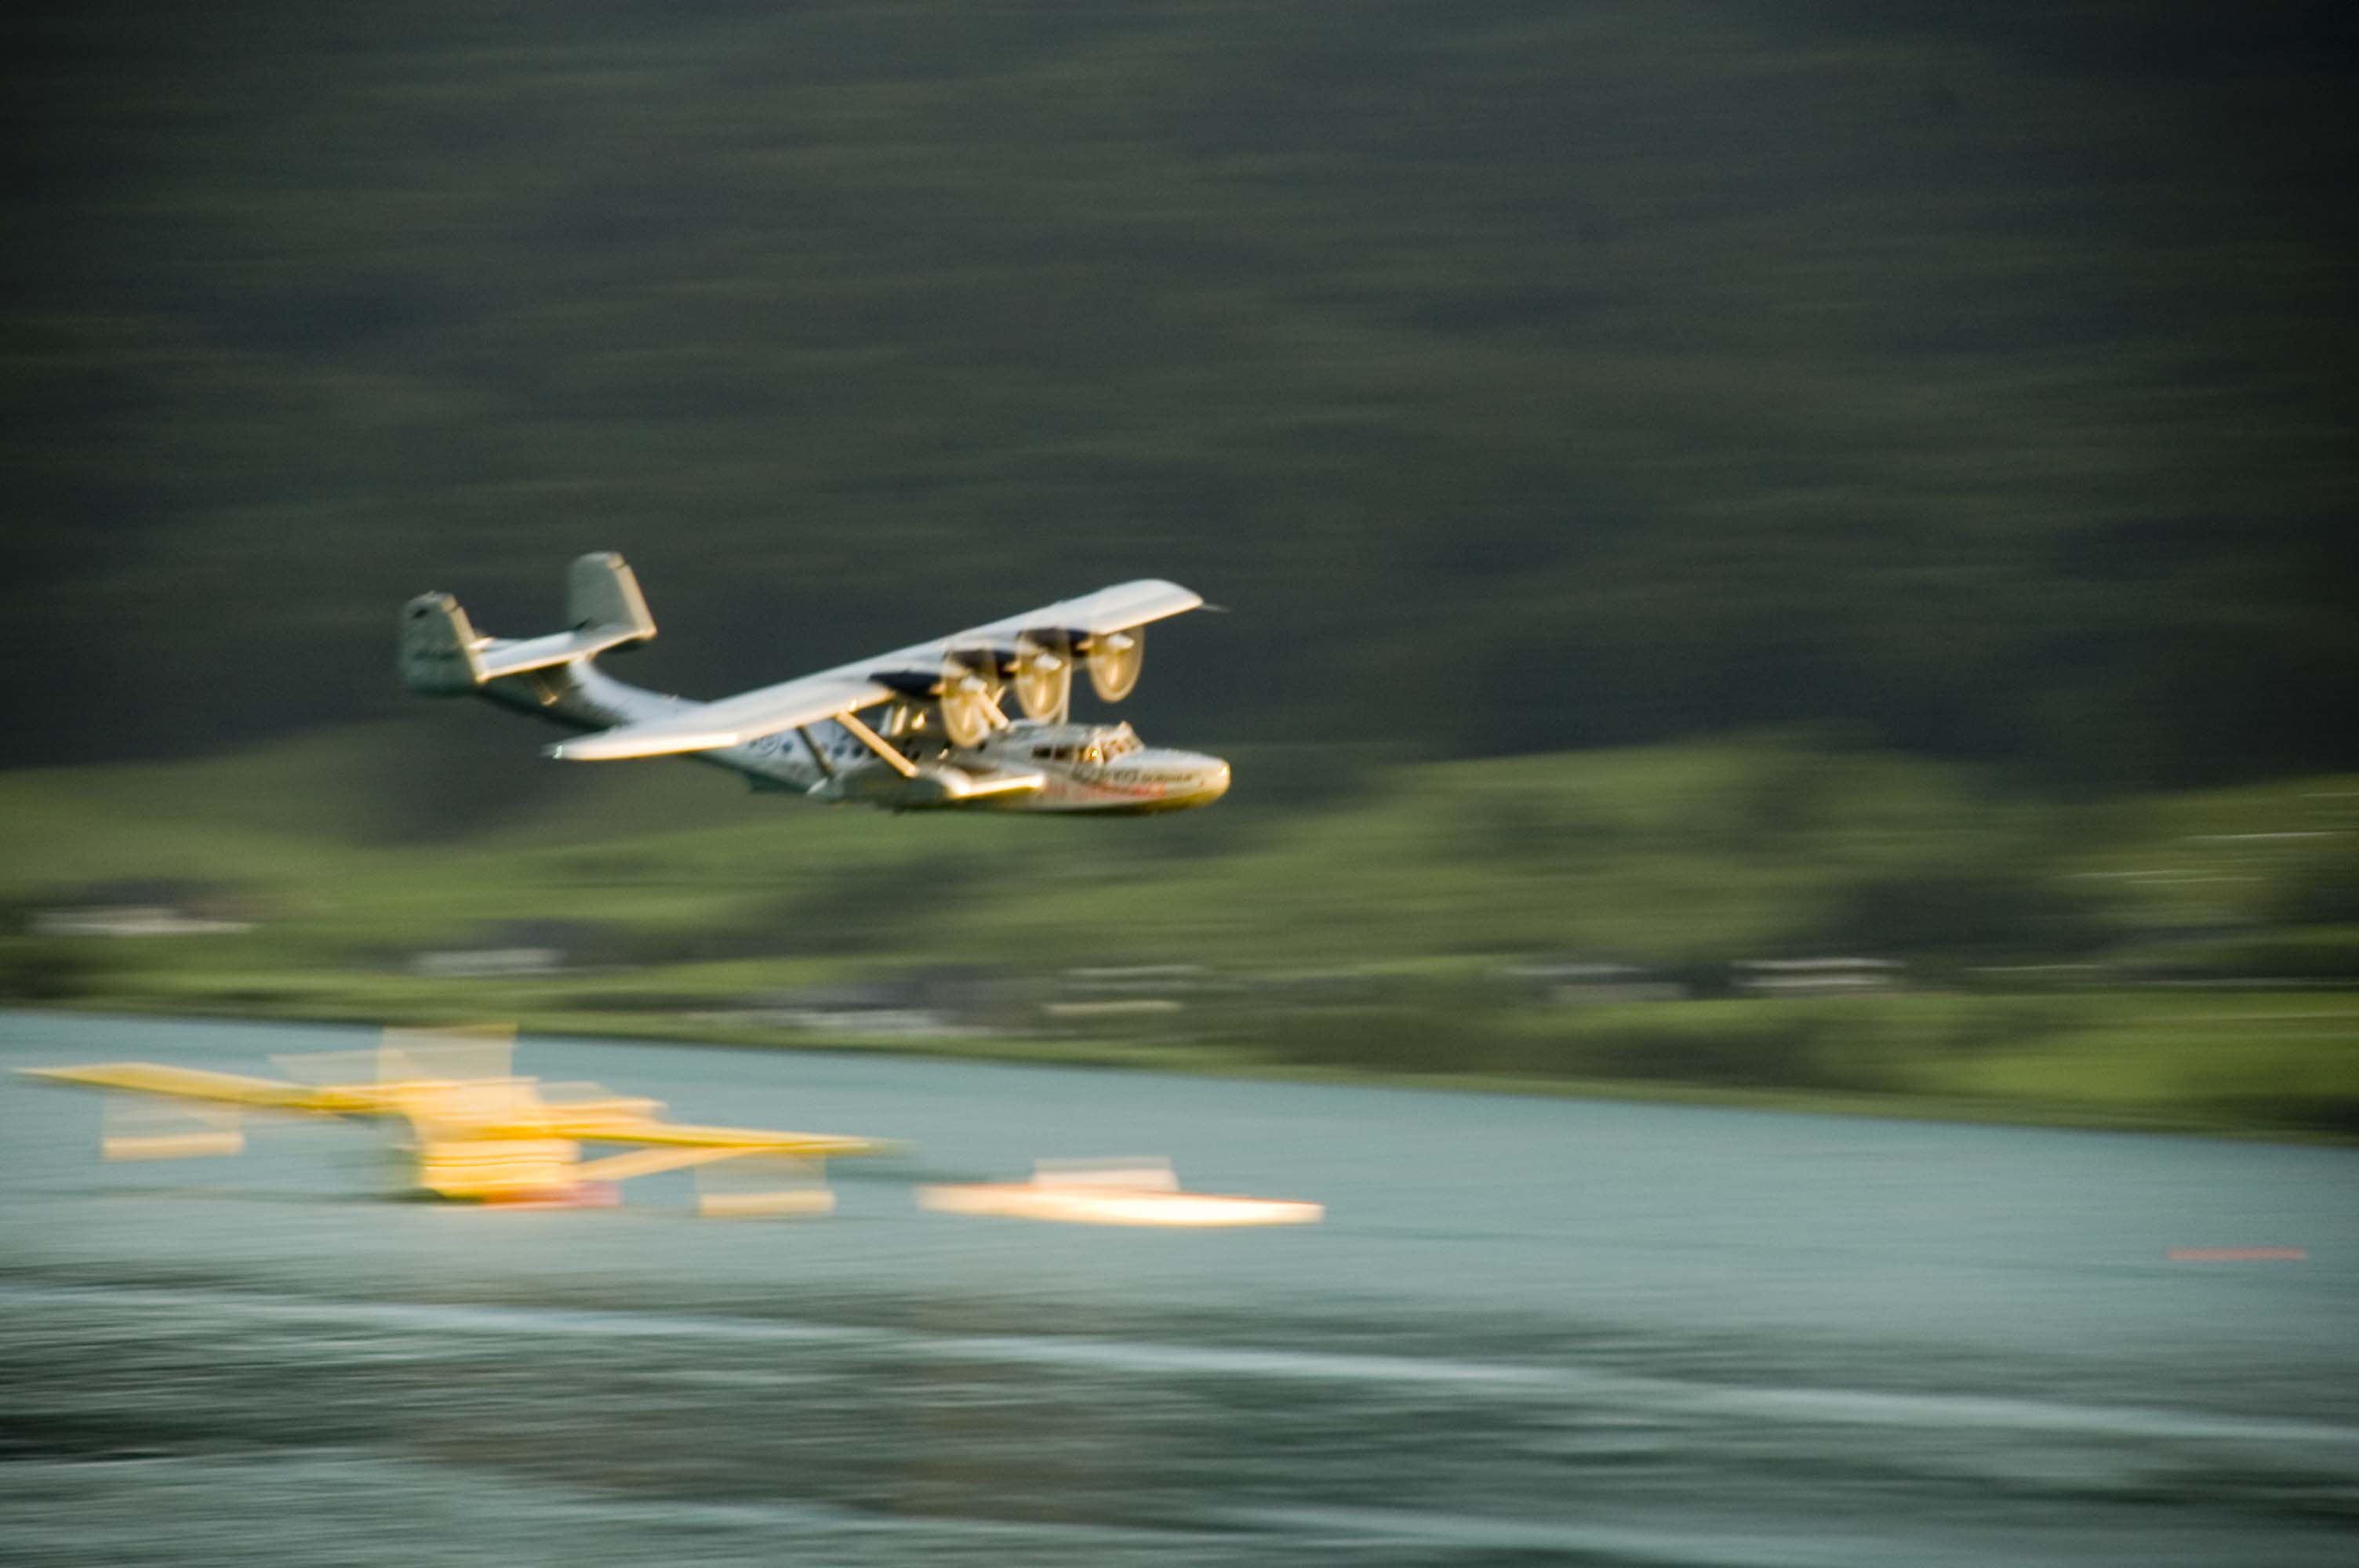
20 1063 364 1116
547 673 892 761
547 578 1205 763
547 1115 889 1155
957 579 1206 644
27 1065 892 1152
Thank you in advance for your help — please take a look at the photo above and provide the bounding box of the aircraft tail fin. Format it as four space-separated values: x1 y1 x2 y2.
566 551 656 642
401 552 659 696
401 593 487 695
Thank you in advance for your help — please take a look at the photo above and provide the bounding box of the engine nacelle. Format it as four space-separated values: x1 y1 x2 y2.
869 652 1007 747
1012 632 1073 721
1088 626 1143 702
1009 624 1146 710
869 668 946 701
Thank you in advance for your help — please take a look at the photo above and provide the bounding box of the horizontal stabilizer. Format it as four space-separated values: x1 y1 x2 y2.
401 552 657 696
475 625 654 682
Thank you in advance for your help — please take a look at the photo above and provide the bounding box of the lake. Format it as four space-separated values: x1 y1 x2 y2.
4 1011 2355 1565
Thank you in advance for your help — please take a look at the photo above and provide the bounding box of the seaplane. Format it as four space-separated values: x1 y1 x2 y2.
402 553 1230 814
22 1029 887 1214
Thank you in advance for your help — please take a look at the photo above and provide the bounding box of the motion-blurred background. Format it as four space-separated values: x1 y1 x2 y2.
5 0 2357 1133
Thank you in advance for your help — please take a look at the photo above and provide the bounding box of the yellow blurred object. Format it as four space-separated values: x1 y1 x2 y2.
24 1027 888 1212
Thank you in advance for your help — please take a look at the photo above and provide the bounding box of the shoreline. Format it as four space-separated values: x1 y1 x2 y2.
10 998 2350 1149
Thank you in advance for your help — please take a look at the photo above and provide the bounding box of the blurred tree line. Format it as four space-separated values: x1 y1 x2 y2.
4 0 2354 790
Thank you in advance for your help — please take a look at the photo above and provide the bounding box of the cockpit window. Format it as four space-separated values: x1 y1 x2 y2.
1030 735 1137 765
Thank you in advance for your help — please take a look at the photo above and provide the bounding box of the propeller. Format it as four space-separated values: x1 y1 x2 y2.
939 648 1007 748
1013 630 1074 723
1088 625 1145 702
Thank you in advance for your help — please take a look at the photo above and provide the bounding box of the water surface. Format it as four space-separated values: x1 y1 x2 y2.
4 1011 2354 1564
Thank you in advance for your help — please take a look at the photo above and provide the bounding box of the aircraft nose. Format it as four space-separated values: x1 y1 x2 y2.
1130 749 1230 807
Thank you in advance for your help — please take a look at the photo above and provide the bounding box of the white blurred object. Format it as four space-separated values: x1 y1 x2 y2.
696 1153 836 1218
919 1158 1321 1227
102 1095 244 1161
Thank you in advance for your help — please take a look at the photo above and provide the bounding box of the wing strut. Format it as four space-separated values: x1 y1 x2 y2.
794 726 835 779
834 712 918 778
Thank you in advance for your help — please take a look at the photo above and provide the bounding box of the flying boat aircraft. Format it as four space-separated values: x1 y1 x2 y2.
402 554 1228 813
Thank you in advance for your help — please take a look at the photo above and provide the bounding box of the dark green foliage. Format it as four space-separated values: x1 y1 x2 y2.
2204 1095 2359 1139
2123 928 2359 984
2271 851 2359 927
1259 1003 1496 1075
0 941 115 1002
1554 1014 1845 1093
1816 867 2117 960
771 850 994 957
4 2 2354 789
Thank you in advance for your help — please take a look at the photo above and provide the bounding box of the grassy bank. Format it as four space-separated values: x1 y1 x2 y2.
3 722 2354 1138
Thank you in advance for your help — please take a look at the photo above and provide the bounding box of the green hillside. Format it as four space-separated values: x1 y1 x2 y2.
6 727 2354 1138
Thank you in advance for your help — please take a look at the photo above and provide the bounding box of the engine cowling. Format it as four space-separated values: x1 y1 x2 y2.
938 648 1006 746
1007 624 1144 706
1088 626 1144 702
1012 630 1074 722
868 655 1007 747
